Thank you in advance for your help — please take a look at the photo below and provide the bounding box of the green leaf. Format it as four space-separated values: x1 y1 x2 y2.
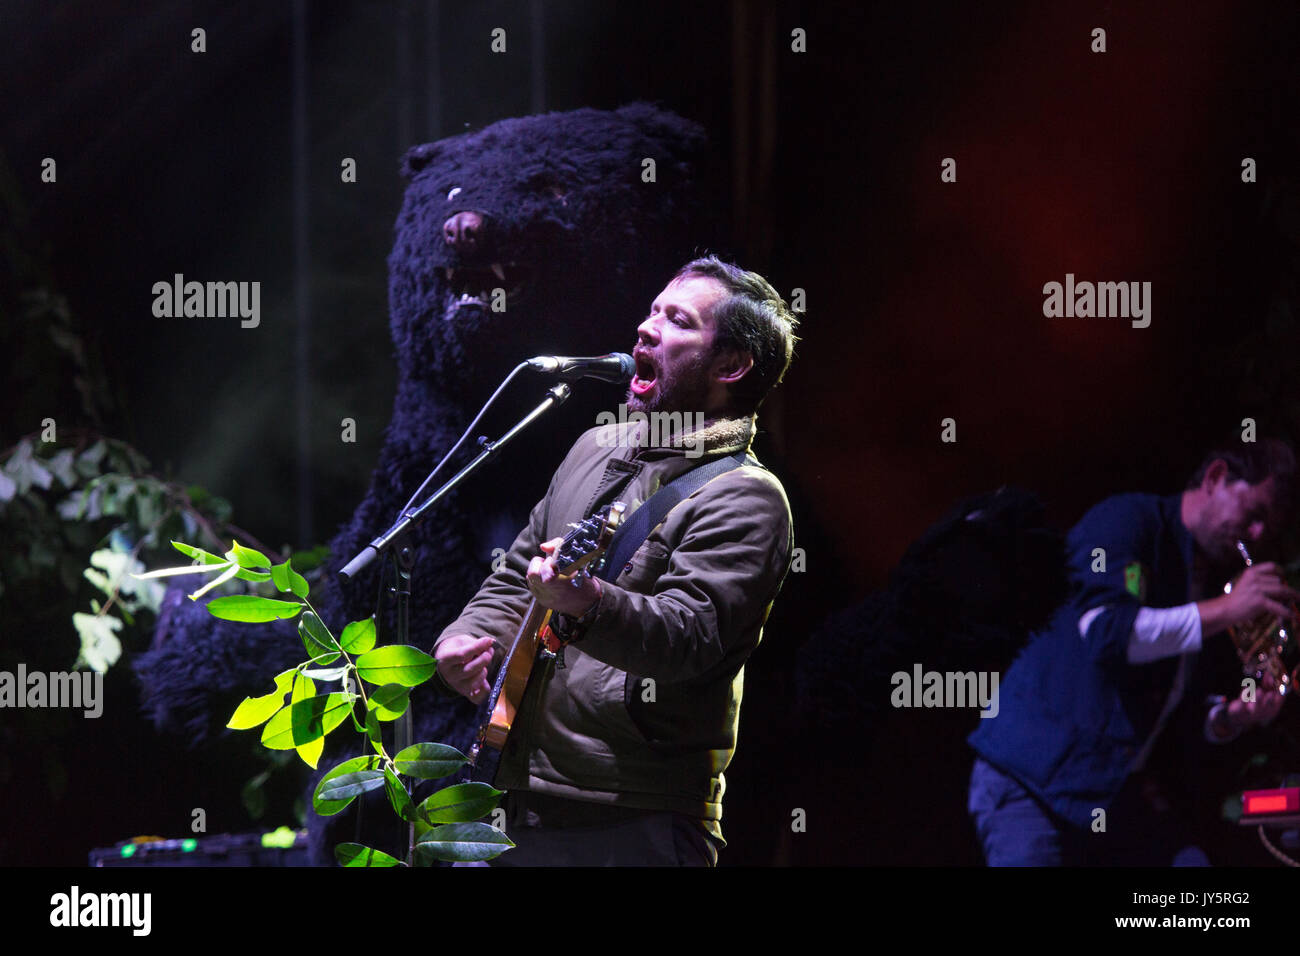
340 617 376 654
76 440 107 475
260 693 354 750
135 487 161 531
301 664 350 681
171 540 228 566
59 486 95 520
336 843 403 867
107 438 149 474
270 560 310 599
296 734 324 769
364 708 385 756
415 822 514 863
227 669 296 730
316 770 387 809
393 742 469 780
172 540 269 584
313 756 384 816
84 567 111 597
47 448 77 487
72 612 123 673
355 645 436 687
134 561 228 580
292 672 316 703
367 683 410 722
188 561 242 600
229 540 272 570
384 766 416 821
26 457 53 490
349 700 369 734
416 782 503 824
98 550 164 612
300 611 341 664
414 816 433 842
206 594 303 622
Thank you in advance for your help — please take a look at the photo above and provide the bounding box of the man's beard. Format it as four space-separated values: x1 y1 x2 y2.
625 349 713 418
1193 529 1249 590
1208 523 1251 566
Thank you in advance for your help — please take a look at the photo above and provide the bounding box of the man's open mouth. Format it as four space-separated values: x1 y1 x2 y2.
440 263 529 320
631 350 657 395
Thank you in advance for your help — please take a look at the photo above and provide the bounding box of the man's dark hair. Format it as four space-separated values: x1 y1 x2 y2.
675 255 800 414
1185 437 1297 497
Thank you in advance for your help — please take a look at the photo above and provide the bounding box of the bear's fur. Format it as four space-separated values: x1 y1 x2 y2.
796 486 1070 730
776 487 1069 863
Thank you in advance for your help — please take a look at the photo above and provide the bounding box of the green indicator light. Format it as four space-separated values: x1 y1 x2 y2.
182 839 198 852
120 844 137 858
261 826 297 849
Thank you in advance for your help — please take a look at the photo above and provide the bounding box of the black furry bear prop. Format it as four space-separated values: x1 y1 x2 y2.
796 486 1070 733
134 103 714 862
780 487 1069 863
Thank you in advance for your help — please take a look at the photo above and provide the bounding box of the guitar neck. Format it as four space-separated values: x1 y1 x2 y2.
484 595 542 714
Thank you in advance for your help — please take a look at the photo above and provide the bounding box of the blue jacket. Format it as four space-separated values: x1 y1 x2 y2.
968 493 1195 827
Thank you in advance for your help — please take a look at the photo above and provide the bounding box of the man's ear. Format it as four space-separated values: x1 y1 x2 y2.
1203 459 1229 491
712 347 754 384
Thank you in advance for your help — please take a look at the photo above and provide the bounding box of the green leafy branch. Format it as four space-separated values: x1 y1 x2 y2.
1 432 302 673
136 539 513 867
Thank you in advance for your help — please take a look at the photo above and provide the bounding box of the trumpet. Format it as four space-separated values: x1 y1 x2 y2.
1223 540 1299 696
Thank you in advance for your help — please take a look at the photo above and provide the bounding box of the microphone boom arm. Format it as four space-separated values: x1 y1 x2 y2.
338 382 573 580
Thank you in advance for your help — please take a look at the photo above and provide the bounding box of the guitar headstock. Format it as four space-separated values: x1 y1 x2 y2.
552 502 626 577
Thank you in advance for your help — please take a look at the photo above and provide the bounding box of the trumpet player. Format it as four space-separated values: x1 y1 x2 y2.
967 438 1298 865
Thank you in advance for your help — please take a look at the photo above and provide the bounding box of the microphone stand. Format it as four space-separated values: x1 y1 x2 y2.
336 381 572 858
338 382 572 582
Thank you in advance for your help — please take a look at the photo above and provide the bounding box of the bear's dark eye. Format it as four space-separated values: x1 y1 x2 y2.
447 186 462 201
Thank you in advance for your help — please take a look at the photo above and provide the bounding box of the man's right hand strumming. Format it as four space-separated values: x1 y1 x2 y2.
435 635 496 703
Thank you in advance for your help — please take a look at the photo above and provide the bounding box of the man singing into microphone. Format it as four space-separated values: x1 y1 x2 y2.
433 256 799 865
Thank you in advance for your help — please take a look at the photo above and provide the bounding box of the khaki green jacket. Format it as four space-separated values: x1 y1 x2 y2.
434 414 793 836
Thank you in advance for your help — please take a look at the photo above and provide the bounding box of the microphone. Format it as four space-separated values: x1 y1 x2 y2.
526 352 634 384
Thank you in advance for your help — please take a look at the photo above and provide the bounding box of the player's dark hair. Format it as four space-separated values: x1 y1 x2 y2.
675 255 799 414
1185 437 1296 497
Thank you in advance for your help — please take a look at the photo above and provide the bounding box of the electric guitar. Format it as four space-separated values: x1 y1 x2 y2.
469 501 625 766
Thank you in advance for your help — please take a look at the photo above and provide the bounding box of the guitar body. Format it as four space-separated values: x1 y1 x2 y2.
469 501 624 766
482 601 552 750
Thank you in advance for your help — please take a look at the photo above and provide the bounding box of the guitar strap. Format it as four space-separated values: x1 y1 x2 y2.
595 449 753 583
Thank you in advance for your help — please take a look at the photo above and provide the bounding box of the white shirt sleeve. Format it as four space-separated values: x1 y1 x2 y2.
1077 603 1203 663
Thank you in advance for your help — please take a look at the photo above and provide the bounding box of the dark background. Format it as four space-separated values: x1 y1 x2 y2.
3 0 1298 865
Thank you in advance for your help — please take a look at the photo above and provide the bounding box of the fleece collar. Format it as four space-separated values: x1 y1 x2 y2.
626 413 756 459
684 415 757 454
